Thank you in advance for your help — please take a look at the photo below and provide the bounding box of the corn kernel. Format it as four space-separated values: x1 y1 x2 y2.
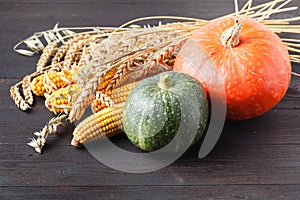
71 81 139 146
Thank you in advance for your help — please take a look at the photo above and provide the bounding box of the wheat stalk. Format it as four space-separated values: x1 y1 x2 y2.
63 35 93 69
36 42 57 71
51 34 86 65
66 0 300 122
95 92 115 107
28 114 67 153
11 0 300 113
68 27 192 122
13 25 128 57
22 75 34 105
10 86 31 111
8 0 300 153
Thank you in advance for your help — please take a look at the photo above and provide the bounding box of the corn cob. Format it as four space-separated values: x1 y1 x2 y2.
71 81 139 146
91 68 117 113
30 74 46 96
45 84 80 114
30 71 74 96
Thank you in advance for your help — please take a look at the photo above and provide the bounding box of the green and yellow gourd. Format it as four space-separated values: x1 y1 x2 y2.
123 71 209 152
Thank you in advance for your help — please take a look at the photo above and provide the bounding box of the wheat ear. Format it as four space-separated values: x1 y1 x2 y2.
36 42 57 71
22 75 34 105
10 85 30 111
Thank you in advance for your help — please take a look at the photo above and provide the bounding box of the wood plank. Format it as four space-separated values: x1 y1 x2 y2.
1 0 299 79
3 73 300 111
1 142 299 186
2 0 226 80
1 185 300 200
3 75 300 111
2 90 300 144
2 141 300 163
0 0 235 21
1 0 300 198
1 98 299 146
0 106 299 145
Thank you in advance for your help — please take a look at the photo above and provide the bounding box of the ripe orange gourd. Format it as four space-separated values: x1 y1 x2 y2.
174 16 291 120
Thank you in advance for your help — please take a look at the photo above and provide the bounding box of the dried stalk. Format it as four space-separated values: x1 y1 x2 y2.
22 76 34 105
10 86 31 111
8 0 300 153
51 34 86 65
292 72 300 77
95 92 115 107
36 42 57 71
13 25 127 57
28 114 67 153
63 35 92 69
69 28 190 122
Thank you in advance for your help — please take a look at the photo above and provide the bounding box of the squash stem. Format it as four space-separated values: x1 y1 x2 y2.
221 19 242 48
158 73 173 90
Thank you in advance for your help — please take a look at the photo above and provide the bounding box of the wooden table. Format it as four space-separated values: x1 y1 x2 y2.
1 0 300 199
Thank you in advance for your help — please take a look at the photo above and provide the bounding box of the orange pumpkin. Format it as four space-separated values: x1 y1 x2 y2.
174 16 291 120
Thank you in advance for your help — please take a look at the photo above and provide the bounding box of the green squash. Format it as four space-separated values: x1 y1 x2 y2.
123 71 209 152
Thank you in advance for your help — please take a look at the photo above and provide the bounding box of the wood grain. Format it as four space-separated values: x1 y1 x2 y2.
0 0 300 199
1 185 300 200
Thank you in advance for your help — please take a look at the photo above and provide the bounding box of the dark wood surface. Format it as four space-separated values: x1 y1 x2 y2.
1 0 300 199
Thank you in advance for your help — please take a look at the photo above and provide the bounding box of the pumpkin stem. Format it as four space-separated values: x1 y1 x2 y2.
158 73 173 90
221 19 242 48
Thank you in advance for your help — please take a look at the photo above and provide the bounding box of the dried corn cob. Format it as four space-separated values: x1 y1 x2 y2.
91 68 117 113
91 101 108 113
30 71 74 96
71 103 125 146
30 74 45 96
71 81 139 146
45 84 80 114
